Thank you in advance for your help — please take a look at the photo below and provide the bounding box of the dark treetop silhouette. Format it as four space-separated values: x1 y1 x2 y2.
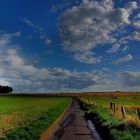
0 85 13 93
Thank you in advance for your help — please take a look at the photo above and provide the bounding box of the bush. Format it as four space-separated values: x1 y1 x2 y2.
0 85 13 93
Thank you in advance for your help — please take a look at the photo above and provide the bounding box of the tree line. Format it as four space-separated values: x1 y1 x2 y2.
0 85 13 93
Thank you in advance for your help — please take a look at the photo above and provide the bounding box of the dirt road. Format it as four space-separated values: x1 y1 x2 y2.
51 99 94 140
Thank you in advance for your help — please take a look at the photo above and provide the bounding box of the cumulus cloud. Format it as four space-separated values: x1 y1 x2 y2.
0 34 11 47
0 37 139 92
73 51 102 64
59 0 138 64
133 13 140 29
1 31 130 92
0 31 21 47
0 48 105 92
108 44 129 53
0 78 10 86
131 31 140 41
108 29 140 53
107 44 121 53
0 32 108 92
125 1 138 12
119 71 140 89
113 54 133 64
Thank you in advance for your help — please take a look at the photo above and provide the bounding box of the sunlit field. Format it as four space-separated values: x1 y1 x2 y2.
79 96 140 140
0 96 71 140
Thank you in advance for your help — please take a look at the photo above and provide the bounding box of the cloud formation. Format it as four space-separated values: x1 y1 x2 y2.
0 32 104 92
0 48 104 92
133 13 140 29
0 31 126 92
59 0 139 64
113 54 133 64
21 18 51 46
0 31 139 92
119 71 140 90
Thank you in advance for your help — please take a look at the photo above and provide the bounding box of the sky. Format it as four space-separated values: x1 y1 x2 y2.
0 0 140 93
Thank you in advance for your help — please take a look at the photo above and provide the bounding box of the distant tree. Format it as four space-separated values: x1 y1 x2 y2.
116 91 120 92
0 85 13 93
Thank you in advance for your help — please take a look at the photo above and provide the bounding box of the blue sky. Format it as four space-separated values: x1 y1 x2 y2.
0 0 140 92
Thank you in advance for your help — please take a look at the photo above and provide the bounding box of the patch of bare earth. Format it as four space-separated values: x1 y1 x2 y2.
0 112 25 137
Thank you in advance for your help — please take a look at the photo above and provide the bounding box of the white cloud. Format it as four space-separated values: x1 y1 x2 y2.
0 48 104 92
21 18 44 32
0 34 11 47
133 13 140 29
119 71 140 90
125 1 138 12
0 37 139 92
108 29 140 53
73 51 102 64
0 32 125 92
15 31 21 37
59 0 138 63
0 31 21 48
21 18 51 46
122 46 128 52
113 54 133 64
107 44 120 53
45 38 51 45
0 78 10 86
131 31 140 41
0 32 101 92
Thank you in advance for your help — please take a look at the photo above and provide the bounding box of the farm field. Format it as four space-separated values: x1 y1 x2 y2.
79 96 140 140
0 96 71 140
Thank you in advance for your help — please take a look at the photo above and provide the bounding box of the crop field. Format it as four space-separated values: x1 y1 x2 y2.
0 96 71 140
79 96 140 140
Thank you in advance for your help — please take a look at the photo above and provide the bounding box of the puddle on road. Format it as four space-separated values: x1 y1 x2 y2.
87 120 103 140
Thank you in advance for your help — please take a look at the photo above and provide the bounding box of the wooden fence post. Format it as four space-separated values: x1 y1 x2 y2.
113 103 116 114
121 106 126 119
110 102 113 110
116 103 119 111
137 108 140 120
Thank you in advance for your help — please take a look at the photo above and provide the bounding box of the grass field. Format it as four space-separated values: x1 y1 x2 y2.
79 96 140 140
0 96 71 140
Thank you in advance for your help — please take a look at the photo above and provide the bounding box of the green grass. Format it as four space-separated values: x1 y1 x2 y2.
0 96 71 140
79 96 140 140
87 96 140 106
